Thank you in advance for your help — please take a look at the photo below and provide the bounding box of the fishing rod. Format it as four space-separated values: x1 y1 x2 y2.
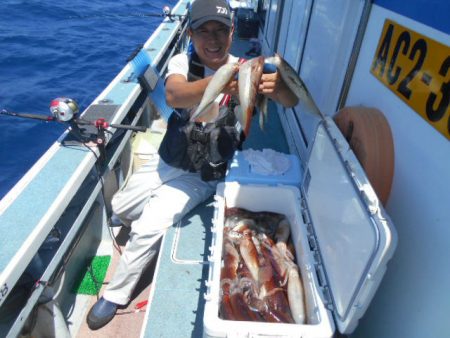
1 97 147 161
0 100 146 132
0 109 56 122
67 6 186 21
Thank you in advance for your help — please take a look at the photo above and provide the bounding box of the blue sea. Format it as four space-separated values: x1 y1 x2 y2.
0 0 176 199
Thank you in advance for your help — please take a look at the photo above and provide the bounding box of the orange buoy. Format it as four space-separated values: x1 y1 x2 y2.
334 106 394 206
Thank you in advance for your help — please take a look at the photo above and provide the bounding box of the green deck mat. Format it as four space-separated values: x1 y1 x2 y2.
72 255 111 295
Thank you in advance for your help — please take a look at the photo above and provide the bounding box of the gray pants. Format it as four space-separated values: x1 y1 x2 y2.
103 154 217 304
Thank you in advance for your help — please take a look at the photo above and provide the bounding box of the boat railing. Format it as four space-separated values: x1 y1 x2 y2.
0 1 190 336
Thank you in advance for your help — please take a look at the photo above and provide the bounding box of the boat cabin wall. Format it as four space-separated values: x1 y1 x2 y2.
259 0 370 161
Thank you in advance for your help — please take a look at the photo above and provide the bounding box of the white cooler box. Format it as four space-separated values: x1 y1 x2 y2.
204 120 398 337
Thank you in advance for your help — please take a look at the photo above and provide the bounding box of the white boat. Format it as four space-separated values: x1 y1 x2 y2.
0 0 448 337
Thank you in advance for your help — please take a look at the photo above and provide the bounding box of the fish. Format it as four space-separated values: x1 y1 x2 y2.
256 94 268 131
265 53 325 119
238 56 265 135
189 62 239 122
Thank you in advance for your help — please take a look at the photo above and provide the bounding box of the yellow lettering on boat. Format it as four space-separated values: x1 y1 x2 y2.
371 19 450 140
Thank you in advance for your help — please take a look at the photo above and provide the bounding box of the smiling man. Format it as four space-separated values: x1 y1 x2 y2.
165 0 297 110
165 0 238 109
87 0 297 331
161 0 297 179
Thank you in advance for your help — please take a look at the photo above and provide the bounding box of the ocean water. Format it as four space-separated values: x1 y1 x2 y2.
0 0 177 199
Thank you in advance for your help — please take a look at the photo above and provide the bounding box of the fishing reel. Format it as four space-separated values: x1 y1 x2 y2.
161 6 187 21
48 98 147 161
162 6 171 16
49 97 79 122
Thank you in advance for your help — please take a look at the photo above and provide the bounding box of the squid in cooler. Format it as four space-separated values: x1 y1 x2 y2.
275 218 291 244
239 232 260 283
220 207 308 324
229 285 264 322
258 244 295 323
259 235 289 285
274 218 297 263
221 224 259 321
238 227 294 323
286 263 307 324
227 207 284 237
272 219 308 325
220 238 239 320
190 54 323 137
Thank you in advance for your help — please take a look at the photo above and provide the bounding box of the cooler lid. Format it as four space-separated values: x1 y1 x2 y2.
302 120 397 334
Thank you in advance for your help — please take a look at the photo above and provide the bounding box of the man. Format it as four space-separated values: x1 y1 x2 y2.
87 0 297 330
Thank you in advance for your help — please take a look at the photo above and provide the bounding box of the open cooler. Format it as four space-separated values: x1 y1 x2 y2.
204 119 397 337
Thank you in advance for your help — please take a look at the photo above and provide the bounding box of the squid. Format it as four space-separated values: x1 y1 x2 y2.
239 233 260 283
275 218 291 244
220 207 308 325
259 247 295 323
229 286 264 322
286 264 307 324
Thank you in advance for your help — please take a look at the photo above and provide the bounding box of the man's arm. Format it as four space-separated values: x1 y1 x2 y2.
165 74 239 109
165 74 211 109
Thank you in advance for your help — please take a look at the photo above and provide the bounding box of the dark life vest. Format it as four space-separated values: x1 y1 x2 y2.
158 52 245 181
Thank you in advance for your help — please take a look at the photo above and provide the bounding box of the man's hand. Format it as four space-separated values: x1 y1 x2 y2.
258 71 299 108
258 72 282 96
222 78 239 96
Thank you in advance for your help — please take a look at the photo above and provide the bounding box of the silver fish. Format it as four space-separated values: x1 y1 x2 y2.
265 53 324 119
189 62 239 122
238 56 264 135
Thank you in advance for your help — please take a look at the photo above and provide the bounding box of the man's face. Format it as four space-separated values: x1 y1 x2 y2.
190 21 234 70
